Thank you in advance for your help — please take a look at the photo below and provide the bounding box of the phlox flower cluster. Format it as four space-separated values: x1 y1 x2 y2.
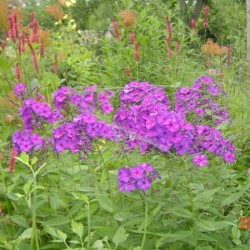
13 83 27 99
118 163 161 192
114 78 235 166
174 76 229 126
20 98 62 130
52 86 116 153
53 86 114 114
12 77 236 167
12 83 117 155
12 130 43 153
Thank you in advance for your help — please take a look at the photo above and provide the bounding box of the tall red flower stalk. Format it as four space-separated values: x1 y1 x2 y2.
191 18 197 34
203 5 209 29
8 13 18 42
18 33 26 54
134 42 140 61
32 19 39 43
31 49 39 73
9 148 18 173
125 66 131 77
130 32 135 44
112 20 120 41
15 63 21 81
175 39 181 54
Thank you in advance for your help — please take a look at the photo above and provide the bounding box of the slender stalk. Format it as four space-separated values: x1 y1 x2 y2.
86 202 91 249
141 195 148 250
29 168 39 250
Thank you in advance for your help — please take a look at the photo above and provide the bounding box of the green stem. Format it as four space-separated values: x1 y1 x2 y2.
87 202 91 249
29 168 39 250
141 195 148 250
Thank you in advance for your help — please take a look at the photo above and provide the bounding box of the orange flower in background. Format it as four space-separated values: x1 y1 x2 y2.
46 3 65 21
58 0 66 6
201 39 227 56
119 10 137 28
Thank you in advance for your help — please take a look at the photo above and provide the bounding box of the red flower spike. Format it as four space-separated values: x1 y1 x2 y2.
15 63 21 81
175 40 181 53
112 20 121 41
125 66 131 77
191 19 197 34
32 19 39 43
168 48 173 58
31 50 39 73
130 32 135 44
134 42 139 61
9 148 18 173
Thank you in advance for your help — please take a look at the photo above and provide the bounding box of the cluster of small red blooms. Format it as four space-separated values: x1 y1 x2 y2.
130 32 135 44
5 11 43 76
203 5 209 29
8 13 18 42
125 66 131 77
112 20 120 41
31 49 39 73
15 63 21 82
191 19 197 35
134 42 140 61
9 148 18 173
175 40 181 54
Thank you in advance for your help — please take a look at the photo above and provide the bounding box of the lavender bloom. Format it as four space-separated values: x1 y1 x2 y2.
12 130 43 153
118 163 160 192
192 154 208 167
13 83 27 98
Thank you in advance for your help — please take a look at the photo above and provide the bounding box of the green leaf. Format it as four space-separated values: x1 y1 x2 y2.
92 239 104 249
10 215 28 228
97 196 114 213
71 220 84 238
31 156 38 166
168 207 193 219
16 152 30 166
195 219 230 232
43 216 70 226
17 228 32 240
44 226 67 242
221 192 242 206
112 226 129 247
194 188 220 203
23 180 33 195
156 230 193 247
7 192 21 201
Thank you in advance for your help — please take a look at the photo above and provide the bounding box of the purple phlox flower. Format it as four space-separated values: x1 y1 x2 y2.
12 130 43 153
13 83 27 98
118 163 160 192
136 177 151 190
224 152 235 163
192 154 208 167
206 85 220 96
